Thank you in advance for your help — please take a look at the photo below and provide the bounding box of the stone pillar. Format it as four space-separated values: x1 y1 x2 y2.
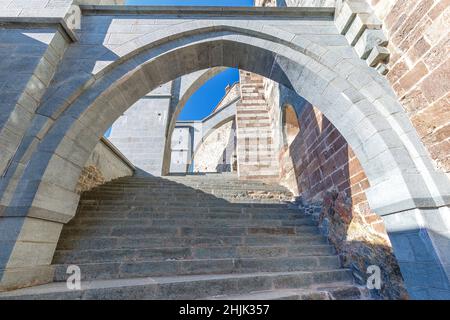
381 206 450 299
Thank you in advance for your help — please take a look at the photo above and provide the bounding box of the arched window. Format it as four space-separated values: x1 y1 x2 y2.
282 104 300 146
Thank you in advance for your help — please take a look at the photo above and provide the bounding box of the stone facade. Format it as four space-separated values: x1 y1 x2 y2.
368 0 450 174
108 84 172 175
193 120 237 173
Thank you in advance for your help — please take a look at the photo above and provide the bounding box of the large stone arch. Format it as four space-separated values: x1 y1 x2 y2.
0 16 449 297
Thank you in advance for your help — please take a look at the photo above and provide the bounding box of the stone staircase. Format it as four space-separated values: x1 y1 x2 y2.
0 173 368 300
236 71 280 182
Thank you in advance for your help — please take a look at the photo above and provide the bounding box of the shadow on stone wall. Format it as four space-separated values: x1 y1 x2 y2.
281 102 409 300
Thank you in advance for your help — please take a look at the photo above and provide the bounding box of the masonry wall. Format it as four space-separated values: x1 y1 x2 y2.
76 138 134 193
193 120 236 173
108 83 172 176
0 27 68 178
367 0 450 174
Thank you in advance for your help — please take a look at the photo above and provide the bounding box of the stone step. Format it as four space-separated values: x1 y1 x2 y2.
60 225 320 238
73 210 305 221
99 185 285 191
205 283 365 300
0 270 354 300
38 174 356 300
78 200 293 207
76 205 299 213
53 245 336 264
52 256 342 281
98 186 288 194
57 235 329 251
66 217 316 228
75 213 306 222
79 198 291 209
82 187 291 193
80 192 293 200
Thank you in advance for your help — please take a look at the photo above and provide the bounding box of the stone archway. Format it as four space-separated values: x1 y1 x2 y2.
0 8 449 298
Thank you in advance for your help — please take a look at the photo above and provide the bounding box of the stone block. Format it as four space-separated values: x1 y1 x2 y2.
0 265 54 292
366 45 390 67
34 56 56 87
335 0 371 35
345 13 382 46
29 180 81 223
354 28 388 59
376 63 389 75
7 241 58 268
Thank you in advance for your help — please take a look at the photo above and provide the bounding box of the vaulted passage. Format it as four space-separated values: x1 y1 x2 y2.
0 2 449 300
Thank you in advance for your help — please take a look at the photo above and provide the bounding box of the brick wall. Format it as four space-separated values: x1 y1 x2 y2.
368 0 450 174
289 103 407 299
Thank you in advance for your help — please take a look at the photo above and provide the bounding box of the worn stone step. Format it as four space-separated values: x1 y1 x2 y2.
52 255 342 281
0 270 354 300
53 245 336 264
80 195 293 203
38 173 357 300
78 199 291 207
205 283 365 300
101 180 286 186
57 235 329 250
66 217 316 228
76 205 300 215
84 185 291 191
81 193 292 200
73 211 306 222
60 225 320 238
76 212 306 222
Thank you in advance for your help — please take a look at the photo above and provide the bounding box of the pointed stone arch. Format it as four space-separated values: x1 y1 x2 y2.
0 12 448 297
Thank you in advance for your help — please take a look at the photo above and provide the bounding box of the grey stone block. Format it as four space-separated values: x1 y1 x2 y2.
366 45 390 67
354 28 388 59
345 13 382 46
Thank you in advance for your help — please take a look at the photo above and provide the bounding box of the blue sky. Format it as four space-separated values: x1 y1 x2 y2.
127 0 253 6
178 68 239 120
